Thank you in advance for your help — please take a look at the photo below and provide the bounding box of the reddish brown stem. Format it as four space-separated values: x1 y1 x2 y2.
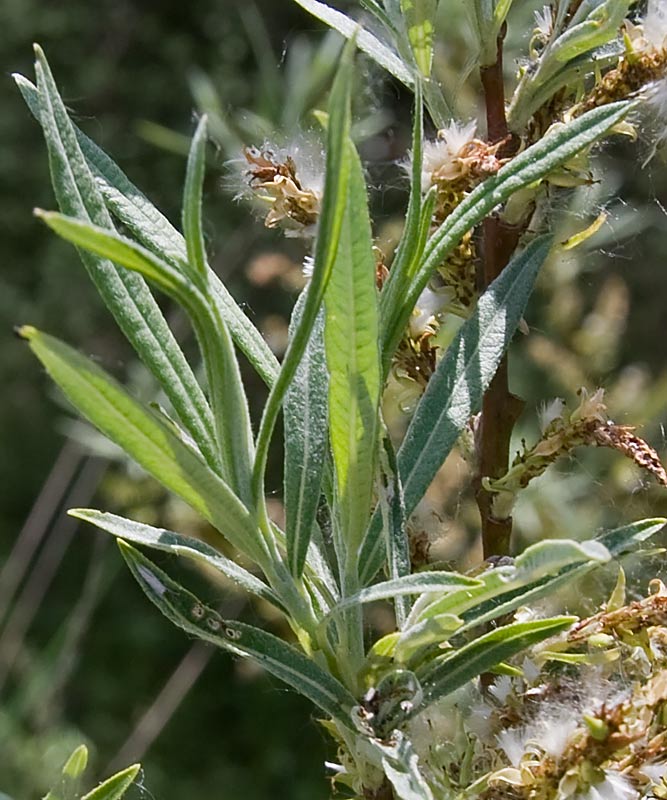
475 26 524 559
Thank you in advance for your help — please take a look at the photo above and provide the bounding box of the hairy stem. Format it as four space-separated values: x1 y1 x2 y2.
476 25 524 559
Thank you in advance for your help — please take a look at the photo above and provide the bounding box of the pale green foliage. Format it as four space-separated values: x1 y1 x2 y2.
43 745 139 800
15 1 667 797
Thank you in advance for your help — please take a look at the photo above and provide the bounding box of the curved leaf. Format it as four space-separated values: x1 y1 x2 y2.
252 36 354 505
80 766 141 800
416 617 575 712
25 48 219 474
406 520 666 633
69 509 285 612
326 571 480 619
292 0 415 88
14 73 281 389
182 114 209 282
35 210 255 504
360 236 552 584
119 542 357 727
385 100 634 356
18 326 265 564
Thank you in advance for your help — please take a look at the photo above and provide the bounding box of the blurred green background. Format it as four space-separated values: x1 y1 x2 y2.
2 1 667 798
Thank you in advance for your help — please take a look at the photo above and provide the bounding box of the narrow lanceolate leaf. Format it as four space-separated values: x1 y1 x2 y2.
400 0 437 76
43 746 88 800
35 211 255 505
292 0 414 88
385 100 634 357
404 520 666 639
407 537 611 630
182 114 209 282
27 47 219 473
325 144 381 558
284 292 329 578
14 73 280 389
399 236 550 515
80 766 141 800
416 617 575 712
252 37 354 505
359 236 552 584
18 327 265 564
547 0 632 66
378 434 412 626
61 746 88 779
369 731 434 800
325 571 480 618
69 509 285 612
119 542 357 727
452 519 667 632
379 85 424 360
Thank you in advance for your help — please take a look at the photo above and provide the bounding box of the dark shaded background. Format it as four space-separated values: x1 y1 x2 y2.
2 1 667 798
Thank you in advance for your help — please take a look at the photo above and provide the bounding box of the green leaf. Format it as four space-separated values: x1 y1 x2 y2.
292 0 414 88
35 210 255 504
417 617 575 711
400 0 437 76
598 517 666 554
61 746 88 780
42 745 89 800
359 0 399 32
69 509 285 612
359 236 552 584
407 520 666 633
394 613 463 664
410 539 606 627
472 0 511 65
548 0 631 65
18 326 265 564
182 114 209 282
252 36 354 506
325 571 480 618
284 292 329 578
14 72 280 389
24 47 219 474
36 210 186 293
508 1 631 129
368 731 434 800
325 143 381 560
379 85 427 366
399 235 550 515
119 542 357 727
377 433 412 626
80 765 141 800
386 100 634 355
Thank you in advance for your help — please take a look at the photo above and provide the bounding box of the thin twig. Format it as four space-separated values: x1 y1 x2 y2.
105 595 247 775
0 440 83 626
0 455 106 693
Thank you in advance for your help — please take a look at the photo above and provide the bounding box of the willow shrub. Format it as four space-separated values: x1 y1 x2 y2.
14 1 667 798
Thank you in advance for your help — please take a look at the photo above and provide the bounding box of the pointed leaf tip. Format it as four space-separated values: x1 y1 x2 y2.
15 324 36 341
62 744 89 778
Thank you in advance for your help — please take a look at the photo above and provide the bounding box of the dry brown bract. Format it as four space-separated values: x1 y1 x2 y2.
243 146 320 230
